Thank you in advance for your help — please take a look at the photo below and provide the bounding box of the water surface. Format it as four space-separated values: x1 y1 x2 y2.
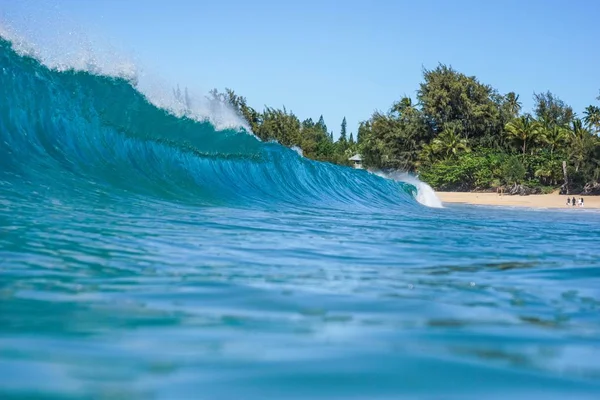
1 37 600 399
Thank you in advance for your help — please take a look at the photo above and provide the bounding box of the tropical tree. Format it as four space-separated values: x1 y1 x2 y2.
430 123 470 160
356 121 369 145
417 64 502 141
543 124 569 155
391 96 415 115
204 79 600 191
583 105 600 134
258 106 302 146
533 158 562 186
505 92 522 118
505 115 543 158
533 91 574 127
569 119 595 173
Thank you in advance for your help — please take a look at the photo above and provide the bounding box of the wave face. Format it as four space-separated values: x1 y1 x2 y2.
0 37 419 210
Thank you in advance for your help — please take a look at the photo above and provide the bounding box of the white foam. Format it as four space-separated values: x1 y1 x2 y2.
291 146 304 157
0 17 249 133
370 170 443 208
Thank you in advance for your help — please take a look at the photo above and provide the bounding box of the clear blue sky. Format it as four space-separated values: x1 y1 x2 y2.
2 0 599 138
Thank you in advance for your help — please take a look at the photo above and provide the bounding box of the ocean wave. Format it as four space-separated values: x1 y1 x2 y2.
0 36 424 210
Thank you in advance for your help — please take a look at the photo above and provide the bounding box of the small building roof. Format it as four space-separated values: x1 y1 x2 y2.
349 154 362 161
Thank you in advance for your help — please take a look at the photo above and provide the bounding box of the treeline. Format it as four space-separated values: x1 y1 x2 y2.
204 89 359 166
357 65 600 194
204 65 600 194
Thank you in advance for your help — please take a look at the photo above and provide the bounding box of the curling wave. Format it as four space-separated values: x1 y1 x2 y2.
0 37 423 211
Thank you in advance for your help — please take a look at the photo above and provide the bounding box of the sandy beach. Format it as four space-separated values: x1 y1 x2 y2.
436 192 600 209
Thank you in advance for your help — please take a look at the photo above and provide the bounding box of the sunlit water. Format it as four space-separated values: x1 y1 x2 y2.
1 36 600 399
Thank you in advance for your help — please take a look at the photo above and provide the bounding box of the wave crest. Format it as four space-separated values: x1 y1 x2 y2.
0 35 422 210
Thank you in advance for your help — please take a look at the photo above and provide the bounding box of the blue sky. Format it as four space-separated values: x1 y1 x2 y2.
2 0 599 138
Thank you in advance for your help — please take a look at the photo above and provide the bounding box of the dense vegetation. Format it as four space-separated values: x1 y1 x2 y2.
198 88 359 166
208 65 600 194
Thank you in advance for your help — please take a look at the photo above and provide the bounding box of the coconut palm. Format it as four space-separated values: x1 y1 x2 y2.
569 119 595 172
505 115 543 158
583 105 600 134
392 96 413 114
542 123 569 155
534 160 562 185
505 92 522 118
544 125 569 155
431 124 470 159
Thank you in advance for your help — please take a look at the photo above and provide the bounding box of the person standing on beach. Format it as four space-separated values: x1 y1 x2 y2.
567 198 571 206
572 197 576 206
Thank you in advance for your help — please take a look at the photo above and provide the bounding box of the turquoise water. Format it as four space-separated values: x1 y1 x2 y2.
1 37 600 399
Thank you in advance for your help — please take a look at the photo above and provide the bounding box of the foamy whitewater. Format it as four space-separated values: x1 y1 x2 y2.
1 30 600 400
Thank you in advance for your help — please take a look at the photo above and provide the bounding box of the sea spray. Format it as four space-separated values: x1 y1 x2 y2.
0 35 420 210
0 18 247 132
371 170 443 208
291 146 304 157
0 18 432 208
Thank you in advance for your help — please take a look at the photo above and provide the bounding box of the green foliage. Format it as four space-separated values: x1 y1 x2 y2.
356 122 368 144
206 81 600 195
429 122 470 160
207 89 350 164
417 64 502 143
542 124 569 155
504 115 544 157
502 156 526 185
583 105 600 134
359 104 430 171
223 89 262 134
316 115 328 135
339 117 347 142
504 92 522 119
525 151 565 186
336 117 348 156
420 150 525 191
568 119 598 175
533 91 574 127
419 152 496 191
358 95 431 171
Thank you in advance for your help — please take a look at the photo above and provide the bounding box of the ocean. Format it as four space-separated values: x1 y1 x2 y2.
1 36 600 399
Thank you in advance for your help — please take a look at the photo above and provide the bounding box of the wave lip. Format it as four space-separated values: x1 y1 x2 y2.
371 171 443 208
0 35 422 210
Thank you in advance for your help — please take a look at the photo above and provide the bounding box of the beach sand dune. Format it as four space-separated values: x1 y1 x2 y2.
436 192 600 209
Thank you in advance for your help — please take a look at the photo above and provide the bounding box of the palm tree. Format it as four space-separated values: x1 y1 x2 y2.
583 105 600 134
569 119 595 172
534 159 562 185
544 124 569 155
431 124 470 159
505 92 522 118
538 115 568 155
392 96 413 114
391 96 417 123
505 115 543 158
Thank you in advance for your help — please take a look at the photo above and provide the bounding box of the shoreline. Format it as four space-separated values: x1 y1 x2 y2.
436 192 600 209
